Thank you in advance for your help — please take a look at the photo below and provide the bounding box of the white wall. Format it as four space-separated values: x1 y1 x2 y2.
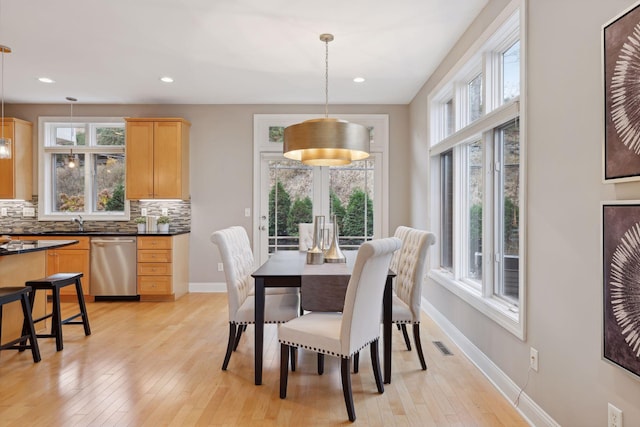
410 0 640 425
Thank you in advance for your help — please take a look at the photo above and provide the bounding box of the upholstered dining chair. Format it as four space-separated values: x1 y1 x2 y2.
389 226 436 370
211 226 300 370
278 237 402 422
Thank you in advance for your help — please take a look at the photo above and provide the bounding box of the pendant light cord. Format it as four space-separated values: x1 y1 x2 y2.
324 37 329 118
1 47 5 140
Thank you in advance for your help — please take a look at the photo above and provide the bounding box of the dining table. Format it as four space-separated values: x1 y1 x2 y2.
251 250 395 386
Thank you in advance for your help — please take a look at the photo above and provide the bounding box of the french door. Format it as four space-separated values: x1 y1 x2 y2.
253 114 389 266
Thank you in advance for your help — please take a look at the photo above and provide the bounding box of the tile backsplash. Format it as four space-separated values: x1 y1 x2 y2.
0 196 191 234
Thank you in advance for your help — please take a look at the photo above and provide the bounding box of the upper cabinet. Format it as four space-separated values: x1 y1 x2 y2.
125 118 190 200
0 118 33 200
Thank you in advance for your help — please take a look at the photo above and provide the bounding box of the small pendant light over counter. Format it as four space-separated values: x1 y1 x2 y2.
0 44 12 160
283 34 369 166
66 96 77 168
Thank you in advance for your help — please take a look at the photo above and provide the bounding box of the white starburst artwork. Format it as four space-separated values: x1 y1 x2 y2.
611 23 640 155
609 222 640 357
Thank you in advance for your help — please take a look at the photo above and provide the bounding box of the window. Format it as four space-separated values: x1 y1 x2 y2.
39 117 128 220
429 4 524 338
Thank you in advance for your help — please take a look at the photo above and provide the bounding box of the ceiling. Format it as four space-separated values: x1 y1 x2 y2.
0 0 487 105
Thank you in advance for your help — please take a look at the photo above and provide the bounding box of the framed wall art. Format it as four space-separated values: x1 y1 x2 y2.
603 1 640 182
602 201 640 378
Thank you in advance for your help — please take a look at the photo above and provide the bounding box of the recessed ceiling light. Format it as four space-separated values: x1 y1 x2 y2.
353 77 365 83
160 76 174 83
38 77 55 83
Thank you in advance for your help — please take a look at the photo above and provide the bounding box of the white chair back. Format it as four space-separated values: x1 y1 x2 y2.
389 226 436 322
340 237 402 355
210 226 255 322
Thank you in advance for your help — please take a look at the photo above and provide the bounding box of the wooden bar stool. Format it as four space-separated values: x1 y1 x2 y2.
0 286 41 362
25 273 91 351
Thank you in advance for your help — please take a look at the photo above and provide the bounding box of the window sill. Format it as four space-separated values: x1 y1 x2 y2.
428 269 524 340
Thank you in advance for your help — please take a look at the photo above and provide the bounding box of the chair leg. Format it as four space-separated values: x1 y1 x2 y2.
290 346 297 372
20 293 41 363
75 277 91 336
222 323 236 370
400 324 411 351
413 323 427 370
52 288 64 351
280 344 289 399
353 351 359 373
233 325 244 351
341 357 356 422
317 353 324 375
370 339 384 393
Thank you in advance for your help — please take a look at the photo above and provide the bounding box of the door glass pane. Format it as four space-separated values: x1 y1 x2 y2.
468 73 483 123
268 159 312 253
466 141 483 285
53 153 85 212
502 40 520 103
440 151 453 271
496 120 520 303
329 159 374 249
94 154 125 212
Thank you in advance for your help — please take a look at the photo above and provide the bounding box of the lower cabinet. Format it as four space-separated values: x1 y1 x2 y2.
18 235 91 301
137 234 189 301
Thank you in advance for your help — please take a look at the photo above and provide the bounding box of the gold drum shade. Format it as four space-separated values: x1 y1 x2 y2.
283 118 370 166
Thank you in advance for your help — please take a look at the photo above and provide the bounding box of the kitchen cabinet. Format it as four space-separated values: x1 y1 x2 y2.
125 118 190 200
137 234 189 301
0 118 33 200
19 236 91 300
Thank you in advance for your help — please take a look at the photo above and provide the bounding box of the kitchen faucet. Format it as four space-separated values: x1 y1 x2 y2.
71 215 84 232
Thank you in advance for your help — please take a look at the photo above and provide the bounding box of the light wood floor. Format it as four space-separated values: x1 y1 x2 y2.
0 293 529 426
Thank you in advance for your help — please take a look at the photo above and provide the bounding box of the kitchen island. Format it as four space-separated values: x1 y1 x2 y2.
0 239 78 343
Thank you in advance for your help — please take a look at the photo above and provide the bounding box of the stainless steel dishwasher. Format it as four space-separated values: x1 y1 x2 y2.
90 236 138 299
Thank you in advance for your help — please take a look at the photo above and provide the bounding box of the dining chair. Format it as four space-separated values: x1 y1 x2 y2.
278 237 402 422
211 226 300 370
389 226 436 370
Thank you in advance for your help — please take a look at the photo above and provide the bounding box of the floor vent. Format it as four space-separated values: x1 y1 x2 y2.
433 341 453 356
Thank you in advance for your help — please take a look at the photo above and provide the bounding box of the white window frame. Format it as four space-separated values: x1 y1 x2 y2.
427 0 526 339
38 116 130 221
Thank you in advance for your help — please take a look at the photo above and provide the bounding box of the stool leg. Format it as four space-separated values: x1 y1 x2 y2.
75 278 91 336
20 293 41 363
52 287 63 351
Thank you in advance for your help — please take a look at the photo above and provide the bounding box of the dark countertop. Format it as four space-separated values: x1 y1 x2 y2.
9 230 191 237
0 239 79 256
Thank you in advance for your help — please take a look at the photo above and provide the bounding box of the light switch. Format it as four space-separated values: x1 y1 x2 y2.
23 207 35 217
245 208 251 217
0 208 7 217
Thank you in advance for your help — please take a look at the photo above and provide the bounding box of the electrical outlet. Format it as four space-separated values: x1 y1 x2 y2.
0 207 7 217
162 208 168 216
141 208 148 216
244 208 251 217
218 263 224 272
530 347 539 372
22 207 35 217
608 403 623 427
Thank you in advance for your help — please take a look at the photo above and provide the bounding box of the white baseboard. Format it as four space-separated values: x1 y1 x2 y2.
421 297 559 427
189 282 227 293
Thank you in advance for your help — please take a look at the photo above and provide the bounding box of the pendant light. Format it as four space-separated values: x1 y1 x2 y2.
283 33 369 166
66 96 77 168
0 45 11 160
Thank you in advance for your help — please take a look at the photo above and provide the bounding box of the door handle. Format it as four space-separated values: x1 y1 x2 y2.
259 225 266 231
